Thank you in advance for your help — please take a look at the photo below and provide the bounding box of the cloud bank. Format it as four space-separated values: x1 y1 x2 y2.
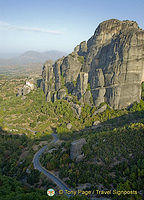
0 21 62 34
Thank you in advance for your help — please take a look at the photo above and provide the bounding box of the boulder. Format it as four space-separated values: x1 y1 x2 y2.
93 120 101 126
67 123 72 130
83 90 93 105
70 138 86 161
46 91 51 102
57 89 67 99
70 103 82 115
93 104 107 115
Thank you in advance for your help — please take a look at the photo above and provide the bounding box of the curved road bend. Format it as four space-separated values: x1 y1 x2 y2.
33 133 71 197
33 133 110 200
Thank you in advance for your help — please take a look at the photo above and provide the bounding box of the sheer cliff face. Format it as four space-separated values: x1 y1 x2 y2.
85 19 144 109
42 19 144 109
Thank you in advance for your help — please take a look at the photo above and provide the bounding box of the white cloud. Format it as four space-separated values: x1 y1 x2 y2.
0 21 62 34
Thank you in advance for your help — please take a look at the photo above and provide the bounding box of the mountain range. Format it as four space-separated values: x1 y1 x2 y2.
0 50 67 66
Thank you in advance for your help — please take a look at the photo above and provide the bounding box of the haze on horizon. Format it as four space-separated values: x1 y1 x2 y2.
0 0 144 58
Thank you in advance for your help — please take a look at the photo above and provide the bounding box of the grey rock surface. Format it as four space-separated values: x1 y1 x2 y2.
70 138 86 160
57 89 67 99
42 60 54 95
93 104 107 115
86 19 144 109
83 90 93 105
42 19 144 109
46 91 51 102
92 120 102 129
67 123 72 130
61 52 82 84
76 72 88 99
70 103 82 115
93 120 101 126
17 78 36 97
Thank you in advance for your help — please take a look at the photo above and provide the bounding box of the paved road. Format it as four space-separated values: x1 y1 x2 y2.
33 133 110 200
33 133 71 197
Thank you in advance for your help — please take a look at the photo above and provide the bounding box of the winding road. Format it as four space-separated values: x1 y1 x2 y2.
33 133 71 197
33 133 110 200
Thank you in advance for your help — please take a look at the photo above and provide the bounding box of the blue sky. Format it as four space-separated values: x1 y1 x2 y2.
0 0 144 56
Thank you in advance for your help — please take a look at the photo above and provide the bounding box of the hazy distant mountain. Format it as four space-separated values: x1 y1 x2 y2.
0 50 67 66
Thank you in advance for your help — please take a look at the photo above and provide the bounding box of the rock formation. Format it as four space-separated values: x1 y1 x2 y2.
42 19 144 109
70 138 86 161
17 78 36 97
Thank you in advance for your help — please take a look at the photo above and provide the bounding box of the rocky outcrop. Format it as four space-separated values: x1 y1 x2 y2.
42 60 54 94
70 138 86 161
17 78 36 97
92 120 102 129
67 123 72 130
61 52 82 84
70 102 82 115
76 72 88 99
42 52 88 103
53 57 64 91
93 104 107 115
57 89 67 100
42 19 144 109
86 19 144 109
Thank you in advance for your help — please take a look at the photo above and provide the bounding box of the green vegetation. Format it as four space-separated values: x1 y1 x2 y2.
0 174 88 200
60 73 65 87
0 77 78 135
0 128 52 182
78 56 84 64
41 102 144 200
141 82 144 99
1 75 144 138
86 83 91 91
70 53 76 58
73 80 77 87
0 76 144 200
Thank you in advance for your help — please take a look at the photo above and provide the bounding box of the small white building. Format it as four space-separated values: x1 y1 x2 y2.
26 80 35 90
